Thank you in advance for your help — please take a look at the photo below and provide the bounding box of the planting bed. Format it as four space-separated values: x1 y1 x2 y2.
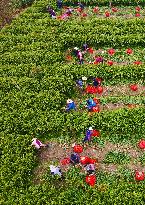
1 0 145 204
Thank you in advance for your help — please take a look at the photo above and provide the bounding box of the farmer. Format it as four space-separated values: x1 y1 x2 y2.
83 127 93 142
70 153 80 164
87 98 97 111
93 77 103 87
50 165 62 176
57 0 63 9
77 49 84 64
76 79 83 88
46 6 56 19
31 138 48 149
78 2 85 10
66 99 76 111
94 56 104 63
83 43 89 51
66 8 73 16
85 163 95 175
73 47 84 64
73 47 79 56
61 8 73 19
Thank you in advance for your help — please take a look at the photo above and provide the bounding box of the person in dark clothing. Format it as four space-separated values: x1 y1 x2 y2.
83 127 93 142
78 2 85 10
83 43 89 51
57 0 63 9
70 153 80 164
46 6 56 18
93 78 99 87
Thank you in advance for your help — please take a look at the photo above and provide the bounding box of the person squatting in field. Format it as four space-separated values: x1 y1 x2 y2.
31 138 48 149
46 6 56 18
50 165 62 176
83 127 93 142
86 98 97 111
78 2 85 11
70 153 80 164
66 99 76 111
73 47 84 64
60 8 73 19
57 0 63 9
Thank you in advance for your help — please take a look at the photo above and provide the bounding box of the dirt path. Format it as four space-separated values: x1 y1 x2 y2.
101 85 145 97
33 141 145 184
73 84 145 113
0 4 28 29
76 84 145 97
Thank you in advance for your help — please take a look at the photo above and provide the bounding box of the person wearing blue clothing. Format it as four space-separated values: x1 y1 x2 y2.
70 153 80 164
66 99 76 111
57 0 63 9
76 79 83 88
87 98 97 111
83 127 93 142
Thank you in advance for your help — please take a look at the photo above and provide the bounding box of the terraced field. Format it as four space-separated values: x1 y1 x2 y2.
1 0 145 204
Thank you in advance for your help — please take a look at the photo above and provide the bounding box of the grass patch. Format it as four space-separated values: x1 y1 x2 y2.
103 151 131 164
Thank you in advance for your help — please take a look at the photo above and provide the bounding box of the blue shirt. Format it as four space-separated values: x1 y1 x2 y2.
76 79 83 87
83 129 92 142
87 99 96 110
67 102 76 111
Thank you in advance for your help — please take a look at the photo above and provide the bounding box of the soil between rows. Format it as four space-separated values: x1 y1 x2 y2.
33 141 145 184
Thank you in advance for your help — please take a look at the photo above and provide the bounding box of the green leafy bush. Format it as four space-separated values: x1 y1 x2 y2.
103 151 131 164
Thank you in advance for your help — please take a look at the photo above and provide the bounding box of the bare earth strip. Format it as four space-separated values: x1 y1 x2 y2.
33 141 145 184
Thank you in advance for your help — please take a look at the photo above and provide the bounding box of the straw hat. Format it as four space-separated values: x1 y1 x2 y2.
67 99 73 104
89 127 93 130
82 76 87 81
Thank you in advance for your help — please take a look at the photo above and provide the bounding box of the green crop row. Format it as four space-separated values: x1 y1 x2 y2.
1 0 145 204
1 15 145 53
62 0 145 7
1 108 145 204
0 63 145 82
32 0 145 8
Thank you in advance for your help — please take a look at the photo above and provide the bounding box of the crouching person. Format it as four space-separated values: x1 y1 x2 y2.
31 138 48 149
46 6 56 19
50 165 65 179
57 0 63 9
66 99 76 112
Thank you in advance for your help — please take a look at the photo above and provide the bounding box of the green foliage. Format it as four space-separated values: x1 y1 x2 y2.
12 0 34 8
103 151 131 164
139 153 145 166
1 0 145 204
63 0 145 6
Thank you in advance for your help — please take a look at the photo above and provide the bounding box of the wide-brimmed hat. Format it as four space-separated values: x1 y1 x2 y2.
89 127 93 130
82 76 87 81
67 99 73 104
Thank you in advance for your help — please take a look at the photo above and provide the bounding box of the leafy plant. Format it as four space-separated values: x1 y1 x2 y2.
103 151 131 164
